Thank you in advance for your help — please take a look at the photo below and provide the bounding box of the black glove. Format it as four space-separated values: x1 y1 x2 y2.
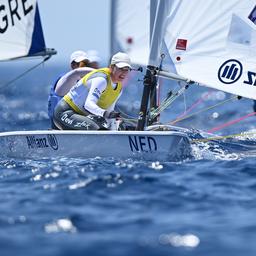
104 111 121 119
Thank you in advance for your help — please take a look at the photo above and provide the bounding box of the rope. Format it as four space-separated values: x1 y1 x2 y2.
150 83 188 119
169 95 238 125
0 56 50 91
173 90 213 123
113 104 137 123
192 131 256 143
207 111 256 133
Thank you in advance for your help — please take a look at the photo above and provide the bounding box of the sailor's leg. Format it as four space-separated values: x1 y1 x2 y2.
50 120 60 130
53 100 108 130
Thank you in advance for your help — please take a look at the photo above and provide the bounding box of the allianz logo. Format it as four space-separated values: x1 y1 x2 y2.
218 59 256 86
26 135 58 150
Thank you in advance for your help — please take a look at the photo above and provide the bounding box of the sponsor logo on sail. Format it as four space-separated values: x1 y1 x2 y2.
176 39 187 51
218 59 243 84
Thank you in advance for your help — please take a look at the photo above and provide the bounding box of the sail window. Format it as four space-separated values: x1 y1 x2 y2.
228 14 252 46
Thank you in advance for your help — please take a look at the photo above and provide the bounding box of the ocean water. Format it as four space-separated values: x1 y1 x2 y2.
1 61 256 256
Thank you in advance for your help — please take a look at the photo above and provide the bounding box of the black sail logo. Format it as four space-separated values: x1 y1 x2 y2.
218 59 243 84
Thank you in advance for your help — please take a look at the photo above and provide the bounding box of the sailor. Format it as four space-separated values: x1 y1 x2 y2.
53 52 132 130
87 49 101 69
47 50 94 129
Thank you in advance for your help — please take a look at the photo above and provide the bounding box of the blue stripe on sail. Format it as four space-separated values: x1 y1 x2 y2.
28 4 46 56
248 5 256 24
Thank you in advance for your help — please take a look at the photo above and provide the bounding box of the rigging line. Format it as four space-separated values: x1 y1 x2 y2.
191 131 256 143
157 85 187 112
0 56 50 91
156 54 165 115
153 83 182 110
168 95 238 125
116 105 137 120
181 82 188 116
157 79 162 107
207 111 256 133
150 84 188 119
121 117 138 123
151 86 187 118
120 117 138 124
173 90 213 123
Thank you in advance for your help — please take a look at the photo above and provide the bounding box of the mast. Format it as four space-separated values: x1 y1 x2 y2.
136 0 173 130
109 0 117 58
137 65 157 130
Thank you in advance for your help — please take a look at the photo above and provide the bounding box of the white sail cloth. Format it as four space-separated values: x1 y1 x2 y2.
0 0 46 60
150 0 256 100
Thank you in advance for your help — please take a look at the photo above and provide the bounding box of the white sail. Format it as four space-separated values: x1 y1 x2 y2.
0 0 55 60
150 0 256 100
110 0 151 65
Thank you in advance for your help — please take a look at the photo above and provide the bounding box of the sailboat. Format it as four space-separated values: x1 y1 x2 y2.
1 0 256 160
0 0 190 160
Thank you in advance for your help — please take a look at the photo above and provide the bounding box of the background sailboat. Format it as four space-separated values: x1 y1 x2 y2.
110 0 150 66
110 0 151 116
0 0 56 60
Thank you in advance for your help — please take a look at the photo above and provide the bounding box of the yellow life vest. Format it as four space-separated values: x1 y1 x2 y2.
81 68 122 109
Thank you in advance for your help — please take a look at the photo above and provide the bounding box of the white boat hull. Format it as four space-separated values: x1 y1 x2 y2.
0 130 191 161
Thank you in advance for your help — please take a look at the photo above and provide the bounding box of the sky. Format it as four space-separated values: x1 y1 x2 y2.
38 0 111 65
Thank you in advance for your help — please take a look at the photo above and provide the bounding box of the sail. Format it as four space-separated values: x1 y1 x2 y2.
0 0 55 61
110 0 151 65
150 0 256 100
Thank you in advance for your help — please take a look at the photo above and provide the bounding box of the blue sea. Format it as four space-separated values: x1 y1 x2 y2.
1 60 256 256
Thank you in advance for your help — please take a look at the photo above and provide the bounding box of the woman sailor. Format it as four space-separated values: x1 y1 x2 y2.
48 50 94 129
53 52 131 130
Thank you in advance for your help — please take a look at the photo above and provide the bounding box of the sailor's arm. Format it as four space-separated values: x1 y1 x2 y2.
84 77 107 116
55 67 94 96
103 91 122 117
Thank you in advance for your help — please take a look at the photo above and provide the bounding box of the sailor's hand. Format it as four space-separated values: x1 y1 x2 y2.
104 111 121 119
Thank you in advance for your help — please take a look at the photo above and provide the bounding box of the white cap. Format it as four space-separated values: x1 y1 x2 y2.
111 52 131 68
70 50 89 64
87 50 101 63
